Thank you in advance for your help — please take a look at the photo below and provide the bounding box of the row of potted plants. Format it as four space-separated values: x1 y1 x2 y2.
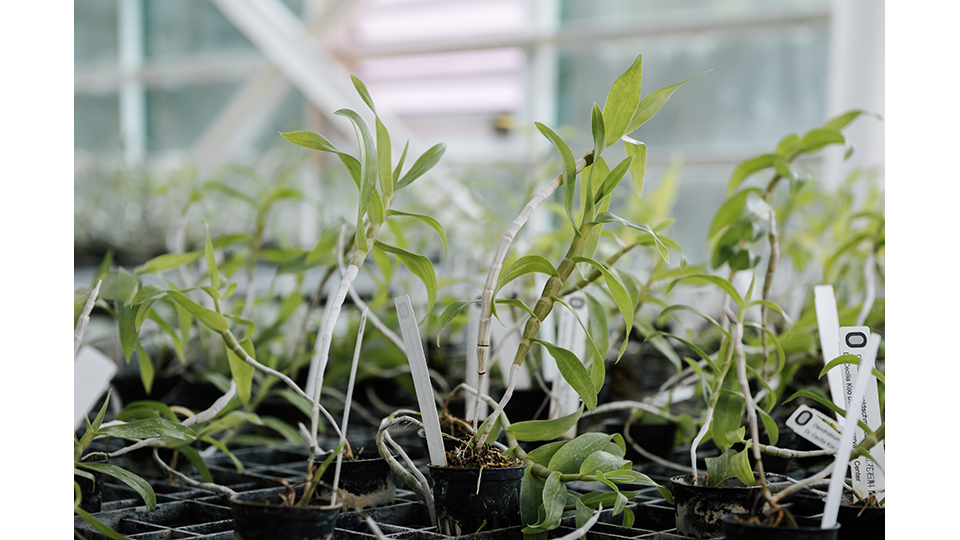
74 53 884 540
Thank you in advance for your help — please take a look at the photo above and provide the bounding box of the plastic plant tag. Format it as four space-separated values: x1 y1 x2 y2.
464 298 488 422
74 346 118 430
821 333 880 529
550 291 589 438
395 295 446 466
814 285 845 417
785 404 841 452
837 327 885 498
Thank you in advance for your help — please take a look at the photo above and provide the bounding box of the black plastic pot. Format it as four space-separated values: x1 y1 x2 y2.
720 513 840 539
670 474 765 539
317 454 395 510
230 488 341 540
75 467 106 513
428 464 526 536
836 495 884 539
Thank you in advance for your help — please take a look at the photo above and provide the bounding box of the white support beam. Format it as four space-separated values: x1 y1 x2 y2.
118 0 146 164
209 0 483 219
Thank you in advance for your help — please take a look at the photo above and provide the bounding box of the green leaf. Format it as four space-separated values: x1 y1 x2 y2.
74 506 135 540
775 133 800 157
166 290 229 332
177 445 214 483
525 440 569 466
626 70 709 133
436 299 480 336
335 108 379 253
386 210 448 258
550 295 604 375
602 54 643 148
799 128 845 153
820 354 885 385
397 143 446 190
508 405 583 442
547 432 614 474
134 342 154 394
520 468 546 534
624 140 647 198
711 389 746 450
91 388 113 432
570 256 635 360
373 241 438 315
590 101 605 160
134 252 202 275
579 450 630 475
226 338 256 406
708 188 763 239
393 140 409 185
201 436 245 473
705 447 755 487
592 212 668 262
535 122 579 234
728 154 777 193
666 274 745 312
823 109 872 131
496 255 559 297
76 462 157 510
540 472 567 528
533 339 597 411
99 269 139 305
351 74 377 114
97 418 197 442
594 156 634 204
116 303 137 363
376 118 393 201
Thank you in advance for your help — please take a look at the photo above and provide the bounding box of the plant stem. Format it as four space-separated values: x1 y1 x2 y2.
75 280 102 355
473 153 593 433
151 449 238 499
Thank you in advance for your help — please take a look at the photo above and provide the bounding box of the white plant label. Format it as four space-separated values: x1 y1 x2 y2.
837 327 885 497
785 404 842 452
813 285 845 416
550 291 589 438
74 346 117 430
464 298 488 422
395 295 446 467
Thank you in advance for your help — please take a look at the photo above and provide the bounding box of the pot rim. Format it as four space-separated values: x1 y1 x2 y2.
720 512 841 532
229 492 342 512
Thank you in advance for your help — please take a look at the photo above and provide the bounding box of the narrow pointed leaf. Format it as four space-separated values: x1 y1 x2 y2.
624 140 647 198
166 290 229 332
728 154 777 193
376 117 393 200
535 122 579 234
592 212 668 262
666 274 745 312
496 255 559 297
226 338 256 406
351 74 377 114
602 54 643 147
97 418 197 442
820 354 885 385
533 339 597 412
386 210 448 258
547 432 614 473
335 109 378 253
799 128 845 153
373 241 437 315
627 71 709 133
76 462 157 510
508 405 583 442
134 252 202 275
571 256 635 360
397 143 446 190
595 156 634 204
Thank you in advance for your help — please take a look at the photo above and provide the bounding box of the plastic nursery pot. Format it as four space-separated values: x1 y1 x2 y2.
230 489 341 540
670 474 765 539
317 454 395 510
428 464 526 536
75 467 106 513
720 513 840 540
836 493 884 540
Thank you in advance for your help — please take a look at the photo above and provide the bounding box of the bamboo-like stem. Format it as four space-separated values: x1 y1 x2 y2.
472 153 593 433
477 218 595 445
558 240 640 297
759 211 779 371
756 444 832 459
75 280 102 355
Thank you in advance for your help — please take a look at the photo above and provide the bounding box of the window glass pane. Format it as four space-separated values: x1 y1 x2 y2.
144 0 254 59
556 24 828 153
75 93 122 153
146 81 242 152
75 0 118 65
